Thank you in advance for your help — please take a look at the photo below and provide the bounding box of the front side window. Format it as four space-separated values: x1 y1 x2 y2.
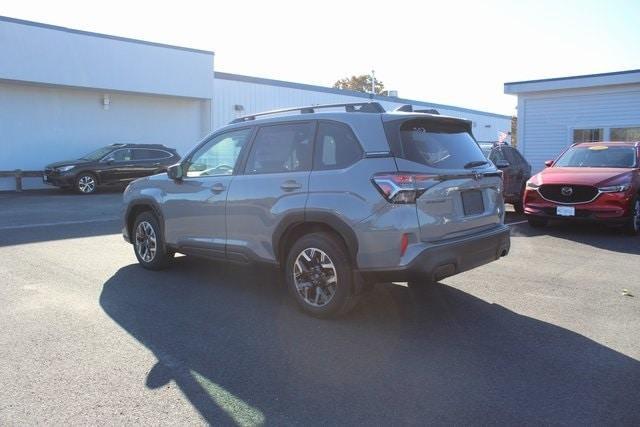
389 119 487 169
611 127 640 142
314 122 362 170
245 123 314 174
554 145 637 168
573 128 603 144
187 128 252 177
81 146 114 161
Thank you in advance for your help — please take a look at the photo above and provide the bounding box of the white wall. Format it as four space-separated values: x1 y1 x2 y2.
213 77 511 142
517 84 640 173
0 17 214 99
0 81 209 172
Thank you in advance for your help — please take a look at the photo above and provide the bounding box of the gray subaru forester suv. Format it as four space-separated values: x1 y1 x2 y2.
122 102 510 317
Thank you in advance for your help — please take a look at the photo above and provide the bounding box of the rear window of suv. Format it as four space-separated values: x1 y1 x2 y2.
384 118 487 169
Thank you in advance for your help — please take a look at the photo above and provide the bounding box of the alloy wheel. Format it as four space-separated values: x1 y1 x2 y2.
78 175 96 193
293 247 338 307
135 221 157 262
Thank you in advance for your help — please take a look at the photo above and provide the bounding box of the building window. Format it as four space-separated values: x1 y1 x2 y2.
610 127 640 142
573 128 603 143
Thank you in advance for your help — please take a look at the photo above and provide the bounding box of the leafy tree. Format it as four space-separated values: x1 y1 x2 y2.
333 74 385 95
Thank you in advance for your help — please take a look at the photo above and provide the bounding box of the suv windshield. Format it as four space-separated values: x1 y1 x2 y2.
554 145 637 168
386 118 488 169
80 146 115 161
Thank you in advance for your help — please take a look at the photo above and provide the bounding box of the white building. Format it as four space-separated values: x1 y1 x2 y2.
0 15 511 190
213 72 510 142
505 69 640 173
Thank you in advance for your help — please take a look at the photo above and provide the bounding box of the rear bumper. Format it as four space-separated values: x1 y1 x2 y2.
360 225 510 283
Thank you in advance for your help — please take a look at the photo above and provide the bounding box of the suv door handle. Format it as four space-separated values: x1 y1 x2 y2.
211 183 226 193
280 180 302 191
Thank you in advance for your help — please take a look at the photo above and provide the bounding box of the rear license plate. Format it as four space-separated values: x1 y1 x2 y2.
42 175 48 182
461 190 484 216
557 206 575 216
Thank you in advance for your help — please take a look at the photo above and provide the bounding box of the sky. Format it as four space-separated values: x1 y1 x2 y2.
2 0 639 115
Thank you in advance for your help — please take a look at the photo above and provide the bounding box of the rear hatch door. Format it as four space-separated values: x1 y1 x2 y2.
383 115 503 242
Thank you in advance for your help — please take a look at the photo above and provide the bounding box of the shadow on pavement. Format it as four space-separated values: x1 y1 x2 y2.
100 257 640 425
0 190 123 247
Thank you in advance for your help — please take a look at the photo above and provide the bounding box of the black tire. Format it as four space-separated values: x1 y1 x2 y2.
623 196 640 236
527 216 548 228
512 184 526 214
75 172 98 194
132 212 173 270
285 232 359 318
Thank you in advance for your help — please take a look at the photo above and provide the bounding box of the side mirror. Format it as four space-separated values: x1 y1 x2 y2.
544 160 554 167
167 163 184 180
495 159 510 169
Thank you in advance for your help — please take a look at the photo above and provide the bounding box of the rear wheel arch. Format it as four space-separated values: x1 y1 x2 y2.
275 213 358 268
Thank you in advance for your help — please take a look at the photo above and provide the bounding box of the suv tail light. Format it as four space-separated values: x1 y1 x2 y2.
372 173 438 204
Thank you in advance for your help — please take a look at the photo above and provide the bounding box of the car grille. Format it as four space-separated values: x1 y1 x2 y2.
538 184 598 204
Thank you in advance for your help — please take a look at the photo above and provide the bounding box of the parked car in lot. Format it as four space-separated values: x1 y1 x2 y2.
122 102 510 317
479 143 531 213
524 141 640 234
43 143 180 194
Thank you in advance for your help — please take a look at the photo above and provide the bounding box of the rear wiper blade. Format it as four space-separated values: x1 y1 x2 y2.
464 160 489 169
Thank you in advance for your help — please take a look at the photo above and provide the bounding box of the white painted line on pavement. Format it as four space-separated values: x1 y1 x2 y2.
0 217 120 231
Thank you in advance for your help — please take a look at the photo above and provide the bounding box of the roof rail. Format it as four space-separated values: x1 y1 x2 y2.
394 104 439 115
229 102 386 124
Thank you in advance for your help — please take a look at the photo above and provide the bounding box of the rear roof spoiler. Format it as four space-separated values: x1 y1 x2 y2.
394 104 439 115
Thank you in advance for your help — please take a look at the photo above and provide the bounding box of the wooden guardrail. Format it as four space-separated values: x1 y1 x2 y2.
0 170 43 192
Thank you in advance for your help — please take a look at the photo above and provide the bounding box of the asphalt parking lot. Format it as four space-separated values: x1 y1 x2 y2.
1 190 639 425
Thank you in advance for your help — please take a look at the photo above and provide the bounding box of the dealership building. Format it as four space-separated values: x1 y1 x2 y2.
505 69 640 172
0 16 511 190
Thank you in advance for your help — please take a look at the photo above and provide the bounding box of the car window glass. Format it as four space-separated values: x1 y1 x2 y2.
187 128 252 177
489 148 506 163
245 123 314 174
133 149 169 160
503 147 519 165
314 122 362 170
388 119 486 169
110 149 132 162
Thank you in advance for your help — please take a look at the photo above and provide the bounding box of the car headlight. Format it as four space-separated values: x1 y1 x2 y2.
526 181 539 189
598 184 630 193
56 165 75 172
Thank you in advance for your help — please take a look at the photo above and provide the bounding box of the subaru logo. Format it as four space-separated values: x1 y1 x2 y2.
473 172 483 181
561 186 573 196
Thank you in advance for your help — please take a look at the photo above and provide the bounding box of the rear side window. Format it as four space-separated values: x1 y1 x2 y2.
385 118 487 169
245 123 314 174
132 149 171 160
110 149 132 162
314 122 363 170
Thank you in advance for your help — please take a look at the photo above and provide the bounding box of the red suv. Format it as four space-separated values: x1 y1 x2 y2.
523 141 640 235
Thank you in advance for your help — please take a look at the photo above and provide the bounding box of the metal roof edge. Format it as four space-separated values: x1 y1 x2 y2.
505 69 640 87
0 15 215 55
215 72 511 120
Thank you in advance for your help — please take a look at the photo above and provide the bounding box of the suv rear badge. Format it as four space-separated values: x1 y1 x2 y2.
561 186 573 196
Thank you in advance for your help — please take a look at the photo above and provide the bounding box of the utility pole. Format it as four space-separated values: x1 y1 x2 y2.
371 69 376 95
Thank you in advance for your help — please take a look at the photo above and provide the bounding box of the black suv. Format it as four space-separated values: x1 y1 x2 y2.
479 143 531 213
43 144 180 194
